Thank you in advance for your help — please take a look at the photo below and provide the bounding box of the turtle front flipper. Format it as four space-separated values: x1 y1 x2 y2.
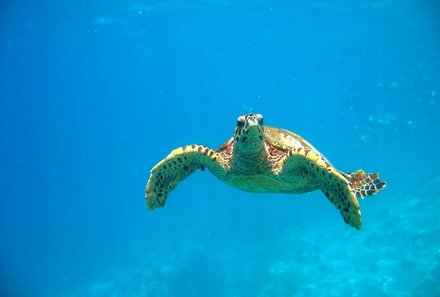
146 145 229 209
281 148 364 230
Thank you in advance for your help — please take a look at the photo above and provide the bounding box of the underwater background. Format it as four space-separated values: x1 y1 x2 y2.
1 0 440 296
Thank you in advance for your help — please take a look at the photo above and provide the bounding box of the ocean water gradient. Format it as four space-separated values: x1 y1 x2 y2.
0 0 439 296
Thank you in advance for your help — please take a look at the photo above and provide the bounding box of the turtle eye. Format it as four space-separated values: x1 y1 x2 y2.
236 117 245 129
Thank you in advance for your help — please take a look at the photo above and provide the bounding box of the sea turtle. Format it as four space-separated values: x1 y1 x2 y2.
146 113 386 229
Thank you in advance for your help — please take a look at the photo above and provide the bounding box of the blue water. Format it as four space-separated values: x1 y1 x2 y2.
1 0 439 296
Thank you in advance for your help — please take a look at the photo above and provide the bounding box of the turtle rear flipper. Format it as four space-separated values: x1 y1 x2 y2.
343 170 386 199
146 145 229 209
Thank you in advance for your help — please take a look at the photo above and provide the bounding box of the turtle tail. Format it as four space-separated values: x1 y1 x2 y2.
344 170 386 199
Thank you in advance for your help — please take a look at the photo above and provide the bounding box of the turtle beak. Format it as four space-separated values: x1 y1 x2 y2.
246 114 259 126
234 114 265 153
244 114 263 137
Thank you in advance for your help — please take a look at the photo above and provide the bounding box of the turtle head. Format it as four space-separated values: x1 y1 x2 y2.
233 113 265 153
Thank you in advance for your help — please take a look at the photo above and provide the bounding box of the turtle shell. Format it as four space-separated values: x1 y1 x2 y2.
263 126 332 165
263 126 316 151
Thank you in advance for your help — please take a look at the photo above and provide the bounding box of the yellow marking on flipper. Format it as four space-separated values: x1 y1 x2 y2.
315 157 327 168
307 152 320 162
283 148 363 229
146 144 229 210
